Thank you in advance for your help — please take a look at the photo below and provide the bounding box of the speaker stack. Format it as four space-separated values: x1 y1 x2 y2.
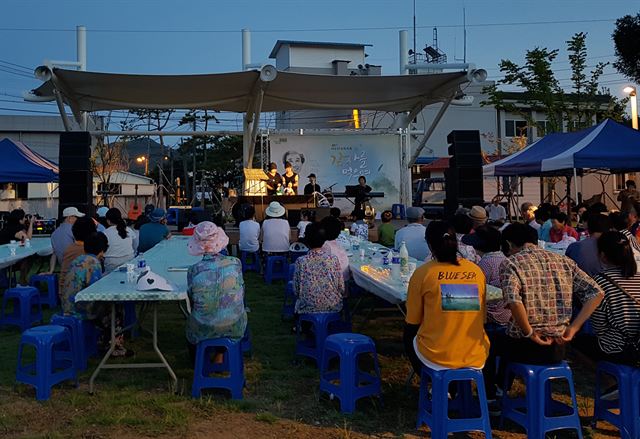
444 130 484 218
58 132 94 220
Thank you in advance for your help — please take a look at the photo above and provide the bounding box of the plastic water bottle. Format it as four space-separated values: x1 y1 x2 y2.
399 241 409 274
391 252 401 279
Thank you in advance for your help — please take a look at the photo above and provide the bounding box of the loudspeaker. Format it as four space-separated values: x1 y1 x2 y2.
58 132 93 220
445 130 484 218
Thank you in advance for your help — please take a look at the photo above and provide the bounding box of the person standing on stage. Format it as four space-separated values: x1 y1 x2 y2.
304 173 321 195
282 161 299 195
264 162 283 196
354 175 372 211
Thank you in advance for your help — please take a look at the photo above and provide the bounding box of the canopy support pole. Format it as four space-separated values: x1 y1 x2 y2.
53 89 72 131
573 168 579 205
243 66 277 168
408 93 455 166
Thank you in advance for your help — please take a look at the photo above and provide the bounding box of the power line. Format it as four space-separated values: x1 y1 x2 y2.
0 18 619 35
0 58 32 72
0 66 33 79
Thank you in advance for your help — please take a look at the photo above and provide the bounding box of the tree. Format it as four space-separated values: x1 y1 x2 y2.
91 114 130 206
483 32 627 139
613 13 640 83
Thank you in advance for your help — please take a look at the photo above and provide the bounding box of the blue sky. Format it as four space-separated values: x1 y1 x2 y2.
1 0 638 135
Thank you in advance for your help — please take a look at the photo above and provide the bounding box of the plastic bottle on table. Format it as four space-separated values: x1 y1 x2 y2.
391 251 401 279
399 241 409 274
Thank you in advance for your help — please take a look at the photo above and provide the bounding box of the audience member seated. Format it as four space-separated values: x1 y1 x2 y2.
452 213 479 263
261 202 290 255
536 203 558 242
377 210 396 248
394 207 430 261
485 197 507 223
403 220 489 373
582 231 640 367
56 217 97 293
549 211 579 243
186 221 247 365
296 210 312 241
482 223 603 404
609 211 640 258
566 213 611 276
0 209 35 285
103 208 138 272
238 205 260 253
320 215 350 281
95 206 108 232
462 225 510 326
350 208 369 240
61 232 128 355
138 208 171 253
133 204 155 231
520 202 540 231
48 207 85 271
294 223 344 315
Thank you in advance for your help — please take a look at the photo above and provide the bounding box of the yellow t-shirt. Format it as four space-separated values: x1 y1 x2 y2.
405 258 490 369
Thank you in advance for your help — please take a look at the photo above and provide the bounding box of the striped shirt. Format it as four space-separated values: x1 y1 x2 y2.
592 267 640 354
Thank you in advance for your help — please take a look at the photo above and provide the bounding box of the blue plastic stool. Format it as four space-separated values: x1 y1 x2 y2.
417 365 492 438
287 264 296 282
289 250 308 264
241 325 252 356
192 338 244 399
240 251 261 273
296 312 348 366
264 255 288 284
29 273 59 309
282 281 296 320
593 361 640 439
0 286 43 331
16 325 77 400
391 204 406 220
50 314 91 372
320 333 382 413
501 361 583 439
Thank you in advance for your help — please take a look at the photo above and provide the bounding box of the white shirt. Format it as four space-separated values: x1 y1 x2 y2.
297 220 311 238
261 218 290 253
103 225 138 259
485 204 507 221
394 223 430 261
239 219 261 252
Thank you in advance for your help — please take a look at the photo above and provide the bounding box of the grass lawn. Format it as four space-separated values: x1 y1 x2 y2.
0 270 621 438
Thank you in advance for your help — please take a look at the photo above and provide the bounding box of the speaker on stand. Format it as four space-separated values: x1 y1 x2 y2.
58 132 94 220
444 130 484 218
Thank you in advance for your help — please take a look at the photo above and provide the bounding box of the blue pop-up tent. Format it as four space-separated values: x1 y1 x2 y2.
0 138 59 182
484 119 640 176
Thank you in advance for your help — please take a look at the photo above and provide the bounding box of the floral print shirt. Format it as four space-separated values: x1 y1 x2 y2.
61 254 103 318
186 254 247 345
294 248 344 314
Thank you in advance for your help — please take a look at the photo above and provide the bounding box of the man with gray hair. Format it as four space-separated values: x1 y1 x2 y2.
394 207 431 261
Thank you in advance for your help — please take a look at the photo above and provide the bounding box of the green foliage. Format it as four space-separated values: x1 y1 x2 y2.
483 32 628 135
613 13 640 83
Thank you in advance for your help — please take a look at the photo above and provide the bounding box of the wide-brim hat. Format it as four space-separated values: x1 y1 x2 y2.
468 206 488 222
265 201 286 218
187 221 229 256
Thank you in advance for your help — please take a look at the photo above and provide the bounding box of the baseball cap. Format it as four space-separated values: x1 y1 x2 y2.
96 206 109 218
307 173 316 178
406 206 425 220
62 207 85 218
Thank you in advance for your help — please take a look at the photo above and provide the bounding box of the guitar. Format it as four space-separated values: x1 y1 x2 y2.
128 184 142 220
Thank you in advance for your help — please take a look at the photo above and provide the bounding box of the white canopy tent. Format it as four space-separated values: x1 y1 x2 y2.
27 64 486 204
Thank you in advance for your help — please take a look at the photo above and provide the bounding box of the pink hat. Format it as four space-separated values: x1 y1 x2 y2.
187 221 229 256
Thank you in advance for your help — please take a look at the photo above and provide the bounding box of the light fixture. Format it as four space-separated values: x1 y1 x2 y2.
624 86 638 130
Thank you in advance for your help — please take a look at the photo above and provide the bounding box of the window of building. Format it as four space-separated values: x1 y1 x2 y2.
536 120 550 136
505 120 528 137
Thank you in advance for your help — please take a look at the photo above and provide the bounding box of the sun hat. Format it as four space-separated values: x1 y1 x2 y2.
96 206 109 218
187 221 229 256
406 206 425 220
62 206 85 218
468 206 488 224
148 208 166 223
265 201 286 218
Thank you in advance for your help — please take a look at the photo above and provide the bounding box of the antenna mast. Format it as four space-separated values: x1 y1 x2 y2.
413 0 417 65
463 7 467 63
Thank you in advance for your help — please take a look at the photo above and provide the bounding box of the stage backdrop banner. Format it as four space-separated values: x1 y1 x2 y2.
270 134 401 213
